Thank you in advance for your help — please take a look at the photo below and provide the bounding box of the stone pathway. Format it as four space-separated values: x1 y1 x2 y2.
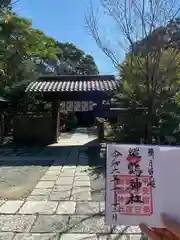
53 128 99 147
0 147 142 240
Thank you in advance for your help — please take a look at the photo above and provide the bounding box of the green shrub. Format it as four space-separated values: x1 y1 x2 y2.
66 112 78 130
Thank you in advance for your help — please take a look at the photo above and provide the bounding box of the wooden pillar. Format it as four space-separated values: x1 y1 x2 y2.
52 100 60 143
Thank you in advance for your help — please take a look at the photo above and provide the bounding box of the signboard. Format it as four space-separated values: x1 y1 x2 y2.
106 144 180 227
74 101 81 111
60 101 94 112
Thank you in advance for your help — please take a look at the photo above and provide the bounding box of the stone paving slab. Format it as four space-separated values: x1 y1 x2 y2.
45 171 61 176
0 201 24 214
44 170 60 177
60 233 97 240
44 171 60 176
53 185 72 191
0 215 36 232
75 202 100 214
91 189 105 202
49 191 71 201
19 201 58 214
100 202 105 214
56 177 74 185
61 166 77 170
68 215 110 233
75 176 90 181
60 168 75 173
71 187 91 201
0 232 14 240
59 234 141 240
26 195 49 201
59 171 75 177
30 188 52 196
31 215 69 233
13 233 59 240
75 173 90 177
111 226 141 234
35 181 55 189
48 166 62 172
56 201 76 214
41 175 58 181
75 170 89 175
98 234 141 240
74 181 90 187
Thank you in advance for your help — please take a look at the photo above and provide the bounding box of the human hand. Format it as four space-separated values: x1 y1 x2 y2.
139 213 180 240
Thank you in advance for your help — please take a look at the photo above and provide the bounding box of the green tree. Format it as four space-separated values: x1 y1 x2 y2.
53 42 99 74
0 13 58 93
86 0 180 142
120 48 180 143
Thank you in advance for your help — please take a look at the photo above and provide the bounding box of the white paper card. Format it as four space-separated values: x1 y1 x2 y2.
157 147 180 225
74 101 81 111
82 101 88 112
106 144 180 227
66 101 73 111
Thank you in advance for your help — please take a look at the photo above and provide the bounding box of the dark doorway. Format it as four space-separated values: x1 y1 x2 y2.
76 111 94 126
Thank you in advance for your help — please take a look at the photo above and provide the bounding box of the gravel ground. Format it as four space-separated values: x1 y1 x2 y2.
0 159 53 200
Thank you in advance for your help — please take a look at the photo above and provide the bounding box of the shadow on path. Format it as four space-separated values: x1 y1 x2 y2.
0 143 101 167
87 145 106 178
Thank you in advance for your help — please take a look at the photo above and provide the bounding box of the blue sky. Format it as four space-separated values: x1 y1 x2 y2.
13 0 122 75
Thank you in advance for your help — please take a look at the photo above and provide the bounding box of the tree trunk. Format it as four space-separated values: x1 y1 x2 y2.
147 101 153 144
52 100 60 143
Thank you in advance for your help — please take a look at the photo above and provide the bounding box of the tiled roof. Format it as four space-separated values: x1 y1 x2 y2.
26 75 118 92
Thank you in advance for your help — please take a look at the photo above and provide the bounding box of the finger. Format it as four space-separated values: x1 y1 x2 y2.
161 213 180 237
139 223 161 240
